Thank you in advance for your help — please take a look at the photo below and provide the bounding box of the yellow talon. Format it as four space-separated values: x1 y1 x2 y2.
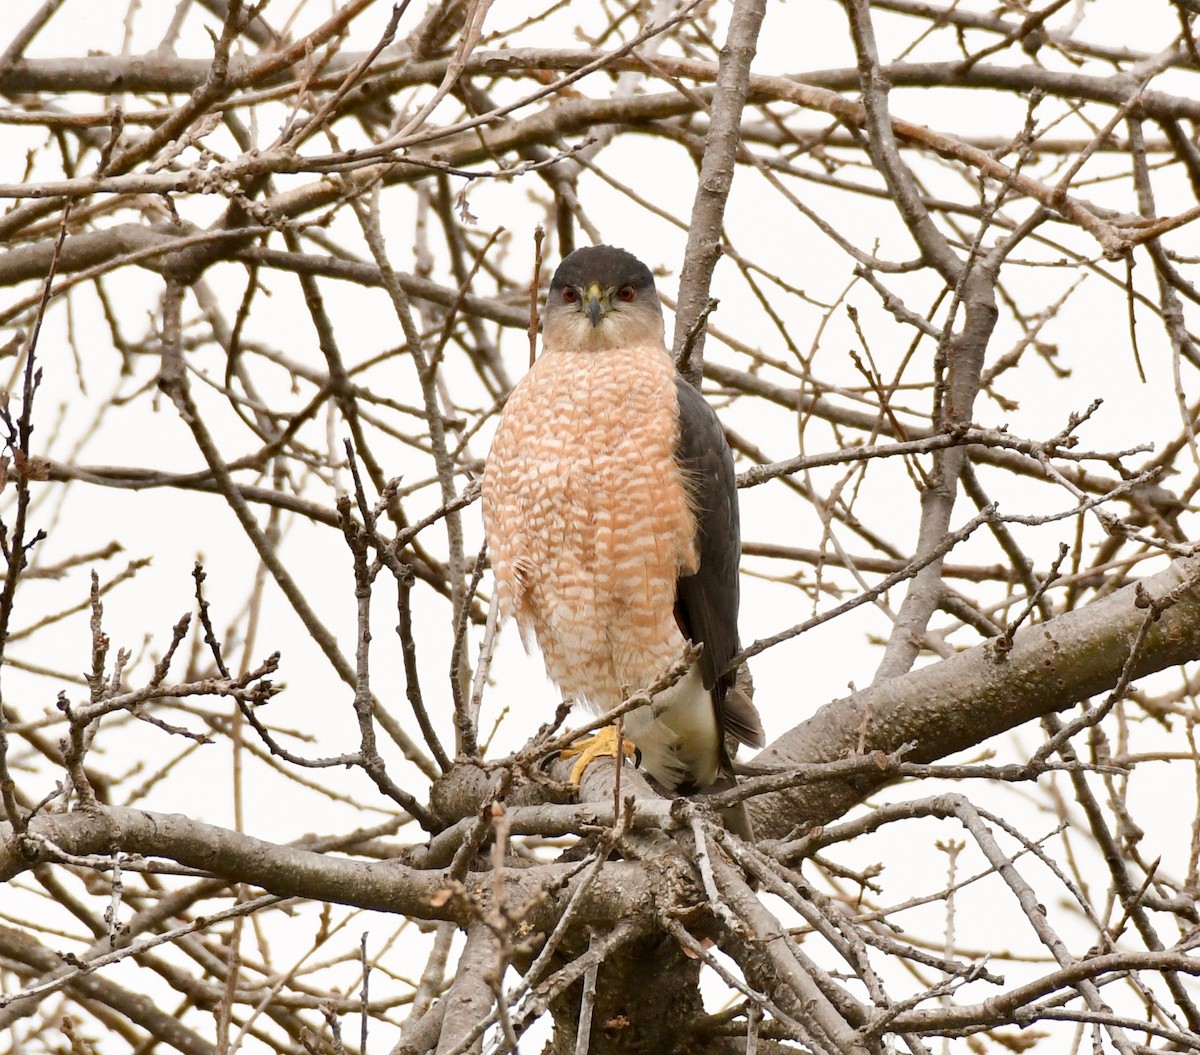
560 724 637 784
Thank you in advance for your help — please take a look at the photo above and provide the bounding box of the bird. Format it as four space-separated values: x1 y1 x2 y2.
481 245 764 823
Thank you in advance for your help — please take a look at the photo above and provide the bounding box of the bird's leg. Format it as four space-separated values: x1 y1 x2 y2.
560 722 637 784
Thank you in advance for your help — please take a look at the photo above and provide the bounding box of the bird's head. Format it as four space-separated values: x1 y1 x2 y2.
542 245 666 353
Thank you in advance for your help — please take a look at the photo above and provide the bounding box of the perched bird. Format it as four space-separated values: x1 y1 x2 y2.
482 245 763 815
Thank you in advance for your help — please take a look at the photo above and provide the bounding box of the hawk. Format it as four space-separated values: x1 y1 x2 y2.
482 245 763 817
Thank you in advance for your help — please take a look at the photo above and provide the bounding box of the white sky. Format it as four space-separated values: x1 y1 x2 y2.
5 1 1200 1051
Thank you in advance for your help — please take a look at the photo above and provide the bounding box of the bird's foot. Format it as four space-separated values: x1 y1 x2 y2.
560 724 637 784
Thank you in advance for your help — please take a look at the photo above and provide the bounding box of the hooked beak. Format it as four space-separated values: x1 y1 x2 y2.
584 282 608 328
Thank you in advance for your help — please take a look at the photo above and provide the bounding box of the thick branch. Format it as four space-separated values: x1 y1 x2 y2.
751 554 1200 836
672 0 766 386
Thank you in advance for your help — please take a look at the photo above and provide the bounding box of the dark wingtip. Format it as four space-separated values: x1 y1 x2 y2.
724 682 766 749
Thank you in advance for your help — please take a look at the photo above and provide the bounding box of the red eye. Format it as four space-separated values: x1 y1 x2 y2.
616 285 636 302
562 287 578 303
